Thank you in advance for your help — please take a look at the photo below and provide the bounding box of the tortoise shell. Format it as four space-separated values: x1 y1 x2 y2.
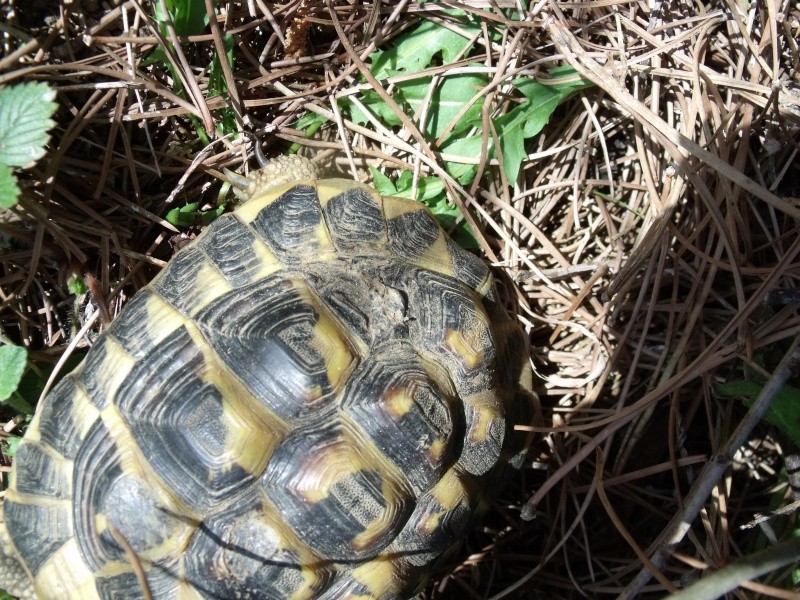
3 156 533 599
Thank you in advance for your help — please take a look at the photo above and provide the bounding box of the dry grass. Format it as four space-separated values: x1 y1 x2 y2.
1 0 799 598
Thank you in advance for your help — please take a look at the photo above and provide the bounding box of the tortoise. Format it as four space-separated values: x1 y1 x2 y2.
0 154 534 599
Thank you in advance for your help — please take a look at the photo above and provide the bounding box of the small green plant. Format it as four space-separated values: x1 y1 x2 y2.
145 0 235 142
299 12 592 232
0 82 57 209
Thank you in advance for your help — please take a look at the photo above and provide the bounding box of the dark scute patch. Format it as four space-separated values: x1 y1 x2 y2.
148 247 208 316
446 237 491 296
250 185 323 264
263 427 406 561
184 500 324 599
102 476 184 557
305 259 377 348
30 376 83 459
195 277 335 422
386 209 441 259
73 423 187 589
104 289 163 359
73 420 127 570
196 214 268 287
115 326 253 512
11 443 71 500
341 345 456 494
95 562 180 600
324 187 385 251
77 336 112 409
4 500 72 576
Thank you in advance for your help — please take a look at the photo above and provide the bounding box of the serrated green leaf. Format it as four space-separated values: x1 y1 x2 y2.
370 18 478 79
0 162 21 209
717 379 800 446
0 82 57 168
0 344 28 403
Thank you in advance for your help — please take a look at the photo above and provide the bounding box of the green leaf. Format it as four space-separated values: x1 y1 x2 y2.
0 344 28 403
0 82 57 168
492 77 587 182
370 18 478 79
396 72 487 140
440 134 485 183
208 34 237 135
368 167 398 196
716 379 800 446
157 0 212 36
166 202 226 227
208 34 234 98
0 162 21 209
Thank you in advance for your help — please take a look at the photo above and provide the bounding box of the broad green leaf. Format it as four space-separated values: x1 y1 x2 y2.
0 162 20 209
140 45 168 67
369 167 398 196
440 134 485 183
370 18 478 79
398 72 487 140
0 82 57 168
392 172 446 204
157 0 212 36
343 73 487 141
716 379 800 446
0 344 27 403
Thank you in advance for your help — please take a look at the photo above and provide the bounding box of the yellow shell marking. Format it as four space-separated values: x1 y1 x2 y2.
34 539 99 600
244 227 283 282
384 388 413 419
348 555 403 599
311 311 357 392
464 392 504 446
